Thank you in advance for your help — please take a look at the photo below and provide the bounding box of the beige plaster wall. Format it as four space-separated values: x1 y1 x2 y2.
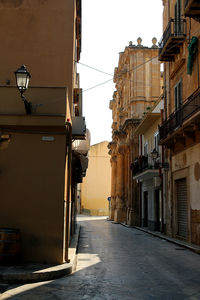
0 0 78 263
0 132 67 263
81 141 111 216
172 144 200 211
0 0 75 105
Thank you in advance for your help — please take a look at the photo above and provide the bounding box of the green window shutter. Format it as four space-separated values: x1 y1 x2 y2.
187 36 198 75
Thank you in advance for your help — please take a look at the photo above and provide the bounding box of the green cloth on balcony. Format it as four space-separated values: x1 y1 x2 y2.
187 36 198 75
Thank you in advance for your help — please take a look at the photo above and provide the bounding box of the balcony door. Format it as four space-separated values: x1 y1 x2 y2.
174 79 182 126
174 0 182 35
143 191 148 227
155 189 161 231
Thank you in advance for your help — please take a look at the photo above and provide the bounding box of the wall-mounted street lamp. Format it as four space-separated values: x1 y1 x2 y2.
150 148 159 161
150 148 169 169
150 148 159 169
14 65 32 115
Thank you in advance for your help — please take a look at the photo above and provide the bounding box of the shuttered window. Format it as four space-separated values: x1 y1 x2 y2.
174 0 182 35
174 80 182 127
174 80 182 111
176 178 188 239
154 132 159 153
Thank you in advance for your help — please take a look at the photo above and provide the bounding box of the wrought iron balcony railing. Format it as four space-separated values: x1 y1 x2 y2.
159 89 200 142
131 155 159 176
159 18 186 61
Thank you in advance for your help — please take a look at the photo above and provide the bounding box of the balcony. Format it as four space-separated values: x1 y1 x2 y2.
159 18 186 61
73 88 82 116
132 155 159 181
72 116 86 140
185 0 200 20
159 88 200 143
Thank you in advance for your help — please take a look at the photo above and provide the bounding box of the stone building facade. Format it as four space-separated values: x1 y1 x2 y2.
159 0 200 245
108 38 162 225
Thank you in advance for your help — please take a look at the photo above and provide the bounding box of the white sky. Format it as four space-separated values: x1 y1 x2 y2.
78 0 163 145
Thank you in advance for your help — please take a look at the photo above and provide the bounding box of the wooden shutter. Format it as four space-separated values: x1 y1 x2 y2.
178 80 182 108
174 0 182 34
174 80 182 110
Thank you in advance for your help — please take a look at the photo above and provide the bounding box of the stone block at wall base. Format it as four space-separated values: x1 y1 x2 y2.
81 208 108 216
191 210 200 246
127 210 139 226
148 220 157 231
81 208 91 216
109 209 115 221
141 219 159 232
114 208 126 223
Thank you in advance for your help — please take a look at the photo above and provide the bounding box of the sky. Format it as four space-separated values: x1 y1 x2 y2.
77 0 163 145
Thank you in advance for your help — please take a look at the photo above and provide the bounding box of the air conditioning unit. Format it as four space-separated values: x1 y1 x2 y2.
72 116 86 140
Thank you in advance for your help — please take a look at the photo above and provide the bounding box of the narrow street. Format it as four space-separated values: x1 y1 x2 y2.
2 215 200 300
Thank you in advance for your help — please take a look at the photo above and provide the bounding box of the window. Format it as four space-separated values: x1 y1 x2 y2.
174 0 182 35
174 79 182 111
174 79 182 127
144 142 148 157
154 132 159 154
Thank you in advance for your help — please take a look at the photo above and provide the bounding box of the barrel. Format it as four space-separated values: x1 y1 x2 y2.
0 228 20 265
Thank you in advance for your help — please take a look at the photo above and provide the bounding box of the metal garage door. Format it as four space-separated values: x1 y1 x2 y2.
176 178 188 239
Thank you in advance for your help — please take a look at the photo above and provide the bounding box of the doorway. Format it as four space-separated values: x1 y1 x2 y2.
176 178 188 239
143 191 148 227
155 189 161 231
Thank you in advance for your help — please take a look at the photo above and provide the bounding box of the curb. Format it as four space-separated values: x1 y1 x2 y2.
133 226 200 254
0 225 81 284
0 284 9 294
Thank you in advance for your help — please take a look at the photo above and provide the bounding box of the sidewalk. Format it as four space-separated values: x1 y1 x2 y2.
126 223 200 254
0 225 80 285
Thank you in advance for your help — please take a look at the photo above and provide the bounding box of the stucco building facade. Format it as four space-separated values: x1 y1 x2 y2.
0 0 86 264
159 0 200 245
132 98 164 232
81 141 111 216
108 38 162 226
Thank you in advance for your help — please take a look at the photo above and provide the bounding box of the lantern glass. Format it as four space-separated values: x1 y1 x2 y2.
15 65 31 93
151 149 158 160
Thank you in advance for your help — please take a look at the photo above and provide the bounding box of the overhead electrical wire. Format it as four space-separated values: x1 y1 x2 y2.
76 61 113 77
76 26 200 94
40 28 197 106
80 55 159 93
83 78 113 92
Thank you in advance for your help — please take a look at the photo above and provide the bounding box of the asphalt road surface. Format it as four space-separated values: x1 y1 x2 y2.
2 215 200 300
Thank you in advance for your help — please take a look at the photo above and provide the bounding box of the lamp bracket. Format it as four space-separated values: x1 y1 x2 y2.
21 93 32 115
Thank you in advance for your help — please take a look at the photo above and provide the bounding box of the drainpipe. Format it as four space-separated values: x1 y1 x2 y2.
64 122 72 263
